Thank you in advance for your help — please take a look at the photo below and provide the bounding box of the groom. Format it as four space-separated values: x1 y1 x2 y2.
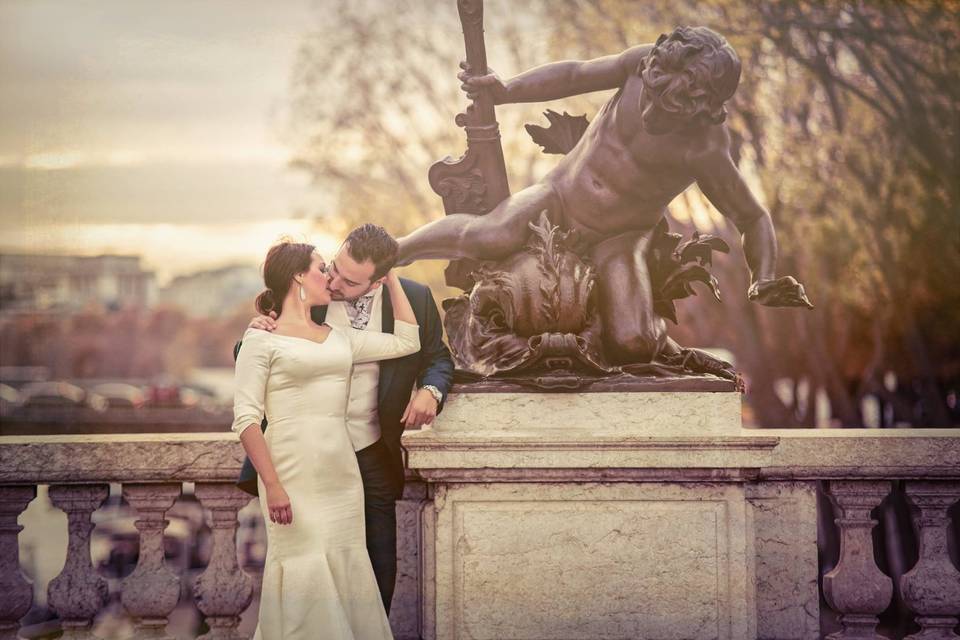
235 223 454 614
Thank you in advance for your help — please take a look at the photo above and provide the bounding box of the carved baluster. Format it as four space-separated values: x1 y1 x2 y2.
192 483 254 640
822 480 894 640
47 484 109 640
0 486 36 640
120 483 183 639
900 481 960 640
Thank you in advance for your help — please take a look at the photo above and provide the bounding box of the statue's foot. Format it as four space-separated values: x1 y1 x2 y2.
662 347 739 384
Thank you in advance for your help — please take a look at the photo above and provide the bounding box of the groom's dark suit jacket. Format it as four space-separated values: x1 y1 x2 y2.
234 278 454 500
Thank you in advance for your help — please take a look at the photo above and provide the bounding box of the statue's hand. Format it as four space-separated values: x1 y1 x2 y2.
748 276 814 309
458 60 506 104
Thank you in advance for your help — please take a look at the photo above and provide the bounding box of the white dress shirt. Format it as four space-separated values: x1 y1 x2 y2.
324 287 384 451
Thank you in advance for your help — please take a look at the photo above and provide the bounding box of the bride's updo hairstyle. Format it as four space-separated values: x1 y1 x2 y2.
255 239 316 316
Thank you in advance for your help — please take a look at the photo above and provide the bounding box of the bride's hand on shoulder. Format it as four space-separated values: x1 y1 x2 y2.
384 267 416 324
264 481 293 525
249 311 278 332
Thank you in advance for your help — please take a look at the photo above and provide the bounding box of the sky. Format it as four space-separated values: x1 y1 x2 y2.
0 0 337 283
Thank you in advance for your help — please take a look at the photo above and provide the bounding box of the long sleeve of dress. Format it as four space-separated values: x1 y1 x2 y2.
344 319 420 364
231 329 272 437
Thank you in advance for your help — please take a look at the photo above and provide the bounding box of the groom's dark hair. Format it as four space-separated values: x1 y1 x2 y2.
344 224 399 281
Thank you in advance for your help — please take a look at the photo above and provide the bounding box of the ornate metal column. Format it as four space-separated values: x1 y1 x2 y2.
428 0 510 289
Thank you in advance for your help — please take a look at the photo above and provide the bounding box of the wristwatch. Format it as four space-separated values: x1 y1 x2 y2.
422 385 443 405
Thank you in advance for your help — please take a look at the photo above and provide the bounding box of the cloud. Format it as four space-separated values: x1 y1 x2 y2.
0 162 328 226
0 219 340 285
22 152 90 171
0 0 315 161
0 0 329 235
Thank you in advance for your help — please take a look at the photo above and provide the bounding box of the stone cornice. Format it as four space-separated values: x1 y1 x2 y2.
756 429 960 480
0 433 245 484
0 429 957 484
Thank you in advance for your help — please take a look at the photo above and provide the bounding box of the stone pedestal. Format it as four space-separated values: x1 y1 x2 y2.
404 387 820 640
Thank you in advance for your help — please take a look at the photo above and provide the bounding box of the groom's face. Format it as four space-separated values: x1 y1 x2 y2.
327 243 381 302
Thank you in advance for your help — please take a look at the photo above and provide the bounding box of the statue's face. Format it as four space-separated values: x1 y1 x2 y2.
638 28 741 132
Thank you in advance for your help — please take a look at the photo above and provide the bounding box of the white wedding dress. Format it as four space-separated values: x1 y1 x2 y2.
232 321 420 640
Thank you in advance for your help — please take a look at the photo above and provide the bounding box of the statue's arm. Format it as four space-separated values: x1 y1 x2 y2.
693 145 814 308
481 44 653 105
692 147 777 287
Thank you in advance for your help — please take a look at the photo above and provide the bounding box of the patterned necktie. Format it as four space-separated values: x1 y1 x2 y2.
348 293 374 330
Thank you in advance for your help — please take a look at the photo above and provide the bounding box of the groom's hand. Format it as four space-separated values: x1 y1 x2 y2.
402 389 439 428
249 311 278 331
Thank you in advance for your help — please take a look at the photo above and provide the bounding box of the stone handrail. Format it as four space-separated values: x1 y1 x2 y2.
0 433 428 640
0 434 251 640
1 429 958 639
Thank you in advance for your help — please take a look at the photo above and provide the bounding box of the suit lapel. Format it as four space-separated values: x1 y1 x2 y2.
378 285 397 405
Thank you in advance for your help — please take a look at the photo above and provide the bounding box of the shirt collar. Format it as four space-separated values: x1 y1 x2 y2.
348 286 379 306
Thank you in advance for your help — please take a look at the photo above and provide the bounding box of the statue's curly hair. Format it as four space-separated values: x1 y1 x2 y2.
640 26 741 126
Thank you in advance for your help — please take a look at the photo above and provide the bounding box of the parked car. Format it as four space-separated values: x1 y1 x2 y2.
18 381 108 412
147 377 217 410
0 383 19 415
147 376 189 408
179 383 222 411
89 382 147 409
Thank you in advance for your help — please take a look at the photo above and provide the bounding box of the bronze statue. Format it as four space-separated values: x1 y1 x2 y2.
401 24 812 383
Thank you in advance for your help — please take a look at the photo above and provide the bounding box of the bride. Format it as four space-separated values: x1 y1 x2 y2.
232 239 418 639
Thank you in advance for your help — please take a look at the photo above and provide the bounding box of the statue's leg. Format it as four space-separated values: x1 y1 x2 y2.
398 183 559 263
591 229 667 364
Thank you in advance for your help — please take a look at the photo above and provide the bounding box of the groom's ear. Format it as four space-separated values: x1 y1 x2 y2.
370 277 386 289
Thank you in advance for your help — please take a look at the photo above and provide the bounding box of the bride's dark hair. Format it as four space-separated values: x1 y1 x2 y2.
256 239 316 316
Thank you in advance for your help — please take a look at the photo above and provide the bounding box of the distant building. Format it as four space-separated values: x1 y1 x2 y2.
157 264 261 317
0 253 157 312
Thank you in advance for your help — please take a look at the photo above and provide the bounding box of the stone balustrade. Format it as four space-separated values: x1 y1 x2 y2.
0 425 957 640
0 433 426 640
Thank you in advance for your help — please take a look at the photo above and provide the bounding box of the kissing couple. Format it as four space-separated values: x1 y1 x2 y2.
231 224 454 639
